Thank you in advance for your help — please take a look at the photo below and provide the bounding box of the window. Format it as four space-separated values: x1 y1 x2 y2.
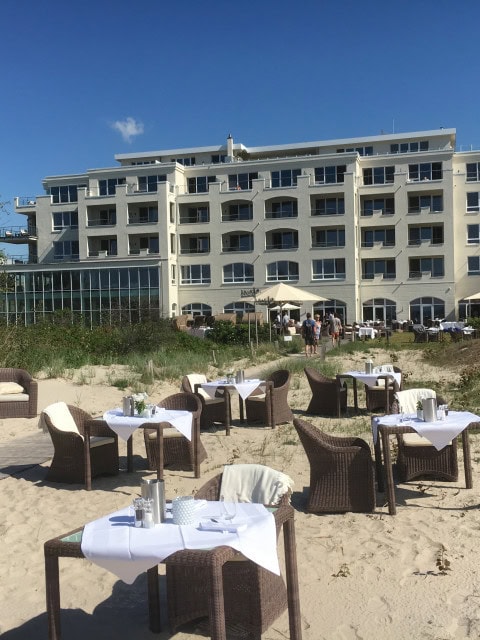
49 185 83 203
173 157 196 166
336 147 373 156
408 226 443 245
228 172 258 190
390 141 429 153
362 298 397 323
467 224 480 244
180 235 210 254
363 166 395 185
467 163 480 182
362 228 395 247
223 263 254 283
361 197 395 216
222 233 253 252
53 211 78 231
223 301 255 315
267 261 299 281
313 197 345 216
181 303 212 316
409 257 444 278
266 231 298 250
271 169 301 188
408 194 443 213
410 297 445 325
181 265 211 284
362 259 396 279
468 256 480 275
99 178 126 196
138 236 159 253
312 258 346 280
187 176 216 193
467 193 480 212
138 175 166 192
312 228 345 248
180 206 209 223
138 207 158 224
266 200 298 219
314 165 346 184
223 204 253 222
171 264 176 284
408 163 442 181
212 154 227 164
88 208 116 226
54 240 79 260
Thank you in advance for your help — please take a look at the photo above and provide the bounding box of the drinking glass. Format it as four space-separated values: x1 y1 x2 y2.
220 495 237 521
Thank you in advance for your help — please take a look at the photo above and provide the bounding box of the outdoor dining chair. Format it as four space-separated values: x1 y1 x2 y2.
303 367 347 417
181 373 231 433
365 365 402 413
245 369 293 427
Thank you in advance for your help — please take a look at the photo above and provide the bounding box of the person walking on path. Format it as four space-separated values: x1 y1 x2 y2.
331 313 342 347
313 314 322 355
302 312 316 357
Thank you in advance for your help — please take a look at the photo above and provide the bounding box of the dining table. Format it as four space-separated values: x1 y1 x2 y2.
44 499 302 640
372 410 480 515
338 370 402 413
357 326 378 339
200 378 266 431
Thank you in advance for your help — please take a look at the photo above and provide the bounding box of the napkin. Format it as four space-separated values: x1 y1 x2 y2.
199 520 247 533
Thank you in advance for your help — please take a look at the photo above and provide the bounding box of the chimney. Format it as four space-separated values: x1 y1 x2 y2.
227 133 234 159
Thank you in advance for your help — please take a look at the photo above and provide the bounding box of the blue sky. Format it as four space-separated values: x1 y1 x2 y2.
2 0 480 239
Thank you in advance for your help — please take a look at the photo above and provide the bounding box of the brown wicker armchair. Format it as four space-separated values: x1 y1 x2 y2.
44 404 119 487
0 368 38 418
293 418 376 513
365 366 403 414
164 466 293 638
304 367 347 417
245 369 293 427
143 392 206 478
391 393 458 482
181 374 231 434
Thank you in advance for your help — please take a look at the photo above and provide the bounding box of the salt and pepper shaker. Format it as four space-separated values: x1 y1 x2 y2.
133 497 144 528
142 498 154 528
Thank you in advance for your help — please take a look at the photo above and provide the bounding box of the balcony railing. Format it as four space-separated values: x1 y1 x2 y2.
0 226 38 240
15 197 36 207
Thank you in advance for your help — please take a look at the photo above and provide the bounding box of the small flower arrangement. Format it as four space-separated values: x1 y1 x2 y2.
416 400 423 410
133 392 148 415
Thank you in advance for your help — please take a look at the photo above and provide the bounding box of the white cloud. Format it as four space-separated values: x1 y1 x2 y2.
111 117 144 143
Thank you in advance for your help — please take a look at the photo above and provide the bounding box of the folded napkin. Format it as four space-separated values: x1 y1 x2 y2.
199 520 247 533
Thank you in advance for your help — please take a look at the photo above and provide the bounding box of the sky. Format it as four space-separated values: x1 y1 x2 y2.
2 0 480 243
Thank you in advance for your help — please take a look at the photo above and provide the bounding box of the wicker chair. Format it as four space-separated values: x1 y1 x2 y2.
181 374 231 434
412 324 428 343
143 392 207 478
44 404 119 487
165 467 292 638
365 365 403 414
0 368 38 418
392 393 458 482
245 369 293 427
304 367 347 417
293 418 376 513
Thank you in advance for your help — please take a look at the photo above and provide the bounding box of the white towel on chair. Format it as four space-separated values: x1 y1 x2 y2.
394 389 436 414
220 464 293 505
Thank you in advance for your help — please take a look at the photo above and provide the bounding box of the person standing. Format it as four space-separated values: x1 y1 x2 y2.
302 312 316 357
332 312 343 347
313 314 322 355
282 311 290 335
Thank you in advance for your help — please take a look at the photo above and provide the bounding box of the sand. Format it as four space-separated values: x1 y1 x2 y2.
1 350 480 640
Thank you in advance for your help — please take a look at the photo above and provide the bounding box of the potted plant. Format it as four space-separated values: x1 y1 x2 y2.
416 400 423 421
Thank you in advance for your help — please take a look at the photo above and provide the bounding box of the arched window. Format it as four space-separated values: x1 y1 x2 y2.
313 299 347 323
223 263 254 284
362 298 397 323
266 261 299 282
410 297 444 325
181 303 212 317
223 301 255 319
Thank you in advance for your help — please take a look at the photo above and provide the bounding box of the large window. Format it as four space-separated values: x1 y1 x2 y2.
137 207 158 224
467 224 480 244
408 163 442 181
180 235 210 254
336 146 373 156
181 303 212 316
180 206 209 223
223 263 254 283
266 230 298 250
468 256 480 275
173 157 195 166
267 261 299 281
390 141 429 153
99 178 126 196
265 200 298 219
181 265 211 284
223 301 255 315
409 257 444 278
223 204 252 222
408 194 443 213
312 258 345 280
312 228 345 248
466 163 480 182
138 236 159 254
54 240 79 260
363 166 395 185
361 197 395 216
314 165 346 184
312 197 345 216
362 228 395 247
138 175 166 192
362 259 396 279
49 185 82 203
362 298 397 323
408 225 443 245
222 233 253 252
410 297 445 325
53 211 78 231
271 169 301 188
467 193 480 212
228 173 258 190
88 208 116 226
187 176 216 193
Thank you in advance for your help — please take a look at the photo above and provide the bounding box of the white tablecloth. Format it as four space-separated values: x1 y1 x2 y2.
103 408 192 442
358 327 378 338
372 410 480 450
81 501 279 584
201 379 265 401
343 370 402 388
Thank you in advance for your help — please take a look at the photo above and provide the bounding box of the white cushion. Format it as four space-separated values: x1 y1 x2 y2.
43 401 81 436
247 393 266 402
0 393 29 402
147 427 181 440
90 436 115 448
402 433 452 447
186 374 210 399
0 382 24 394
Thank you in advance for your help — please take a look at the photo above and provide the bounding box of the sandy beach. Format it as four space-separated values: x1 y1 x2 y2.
1 349 480 640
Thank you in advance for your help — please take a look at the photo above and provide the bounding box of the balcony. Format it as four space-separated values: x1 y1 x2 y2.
0 226 38 243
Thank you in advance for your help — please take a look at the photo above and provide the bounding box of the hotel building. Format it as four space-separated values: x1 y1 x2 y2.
7 127 480 326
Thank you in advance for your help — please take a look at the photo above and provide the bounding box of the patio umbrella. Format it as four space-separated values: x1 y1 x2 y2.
269 303 301 311
463 291 480 300
253 282 330 306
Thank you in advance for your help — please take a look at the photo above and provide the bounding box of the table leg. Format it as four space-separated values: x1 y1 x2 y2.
284 516 303 640
147 565 161 633
374 436 384 493
127 435 133 473
462 429 473 489
352 378 359 412
239 394 244 423
380 428 397 515
45 552 61 640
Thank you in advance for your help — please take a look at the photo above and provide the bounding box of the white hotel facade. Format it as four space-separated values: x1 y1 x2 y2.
7 127 480 326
